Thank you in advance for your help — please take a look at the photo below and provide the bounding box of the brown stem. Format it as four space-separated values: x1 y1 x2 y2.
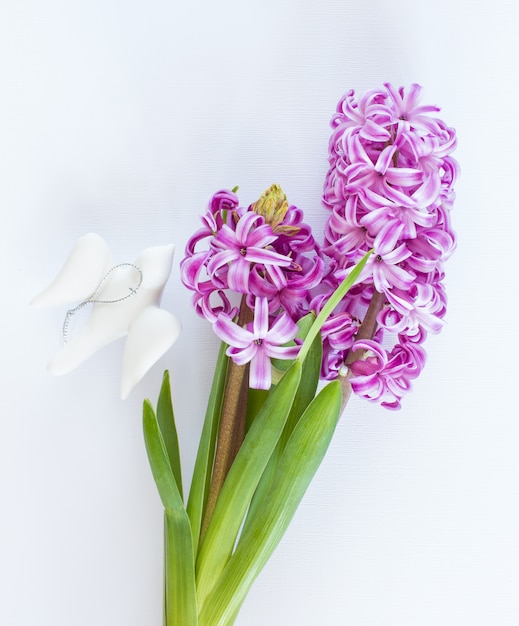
340 289 386 411
200 297 253 543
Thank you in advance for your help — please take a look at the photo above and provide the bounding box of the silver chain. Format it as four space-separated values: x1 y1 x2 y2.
62 263 143 344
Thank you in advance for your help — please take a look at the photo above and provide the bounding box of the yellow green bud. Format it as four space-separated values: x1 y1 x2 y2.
251 184 300 235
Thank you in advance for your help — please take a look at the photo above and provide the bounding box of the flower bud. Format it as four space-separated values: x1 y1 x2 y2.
252 184 300 235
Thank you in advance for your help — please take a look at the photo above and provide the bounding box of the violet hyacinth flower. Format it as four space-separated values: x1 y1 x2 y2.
181 85 456 405
320 83 458 409
181 184 324 389
207 212 293 294
213 297 300 389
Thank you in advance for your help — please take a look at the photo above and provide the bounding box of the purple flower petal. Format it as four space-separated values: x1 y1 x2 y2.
244 247 292 267
249 349 271 389
253 297 269 338
246 223 278 249
267 312 299 345
375 144 398 174
214 224 241 249
235 211 262 244
207 248 240 275
228 343 258 366
227 259 251 294
214 314 253 348
385 167 423 187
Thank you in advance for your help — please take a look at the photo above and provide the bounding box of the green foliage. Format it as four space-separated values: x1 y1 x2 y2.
195 362 302 608
141 253 370 624
241 317 322 537
156 371 183 500
198 381 343 625
142 400 197 625
186 342 229 556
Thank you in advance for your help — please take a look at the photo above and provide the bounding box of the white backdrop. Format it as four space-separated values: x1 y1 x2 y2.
1 1 518 624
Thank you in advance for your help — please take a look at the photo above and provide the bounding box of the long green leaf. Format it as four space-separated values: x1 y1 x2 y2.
164 510 198 626
143 400 183 511
241 324 322 536
143 401 197 625
157 371 183 500
244 387 268 433
280 322 322 448
198 381 342 626
196 361 302 608
187 341 229 556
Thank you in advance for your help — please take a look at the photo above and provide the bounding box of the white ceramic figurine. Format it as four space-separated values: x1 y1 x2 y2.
31 233 181 399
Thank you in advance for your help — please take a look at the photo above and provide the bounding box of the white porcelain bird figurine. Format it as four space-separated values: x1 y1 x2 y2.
31 233 182 399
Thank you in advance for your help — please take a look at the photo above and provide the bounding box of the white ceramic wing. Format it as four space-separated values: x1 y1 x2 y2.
120 306 182 399
30 233 113 307
47 312 127 376
135 243 175 291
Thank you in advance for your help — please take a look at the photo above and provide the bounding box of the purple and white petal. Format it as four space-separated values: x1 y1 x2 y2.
227 342 259 366
214 314 253 348
267 313 299 345
253 297 270 339
249 349 272 389
227 259 251 294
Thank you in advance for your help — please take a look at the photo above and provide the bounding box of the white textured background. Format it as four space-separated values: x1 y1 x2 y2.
1 1 518 624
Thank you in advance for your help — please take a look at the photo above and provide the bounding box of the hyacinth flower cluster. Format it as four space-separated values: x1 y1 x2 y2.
180 185 324 389
319 83 458 408
32 84 459 626
181 84 457 409
139 84 458 626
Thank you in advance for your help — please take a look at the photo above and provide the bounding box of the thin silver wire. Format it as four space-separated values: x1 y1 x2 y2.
62 263 143 344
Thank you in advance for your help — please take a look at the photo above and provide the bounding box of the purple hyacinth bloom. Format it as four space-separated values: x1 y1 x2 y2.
320 83 458 408
349 338 426 410
214 297 300 389
181 185 325 387
208 188 240 215
181 85 457 406
208 211 293 294
370 221 414 292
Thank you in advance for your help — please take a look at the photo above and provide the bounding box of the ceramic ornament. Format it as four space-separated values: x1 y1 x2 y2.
31 233 181 399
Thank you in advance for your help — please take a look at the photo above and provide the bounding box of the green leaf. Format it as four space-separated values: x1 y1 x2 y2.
142 401 197 625
198 381 342 626
241 323 322 535
143 400 183 511
296 311 318 340
186 341 229 556
281 319 322 447
164 510 198 626
244 387 269 433
196 361 302 609
157 371 183 500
